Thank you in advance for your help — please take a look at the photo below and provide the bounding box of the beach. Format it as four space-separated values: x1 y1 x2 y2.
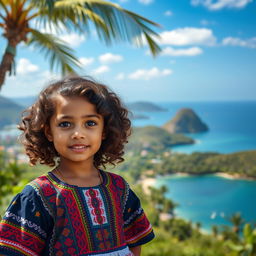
140 177 156 194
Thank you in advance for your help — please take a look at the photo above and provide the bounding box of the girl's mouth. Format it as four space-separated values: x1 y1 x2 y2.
69 144 89 152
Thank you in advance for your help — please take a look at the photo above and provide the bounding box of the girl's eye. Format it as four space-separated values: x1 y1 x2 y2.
86 120 97 127
58 121 71 128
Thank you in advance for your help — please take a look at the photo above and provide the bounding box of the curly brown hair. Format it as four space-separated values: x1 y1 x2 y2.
18 76 131 168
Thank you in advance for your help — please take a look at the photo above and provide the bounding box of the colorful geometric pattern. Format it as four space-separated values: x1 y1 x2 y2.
83 188 107 226
0 170 154 256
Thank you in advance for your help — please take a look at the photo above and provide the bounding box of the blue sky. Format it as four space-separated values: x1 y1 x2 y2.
0 0 256 102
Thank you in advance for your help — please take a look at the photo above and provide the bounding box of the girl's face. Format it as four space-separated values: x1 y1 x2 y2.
45 95 105 168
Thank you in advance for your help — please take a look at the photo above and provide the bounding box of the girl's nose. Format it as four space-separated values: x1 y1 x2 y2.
71 129 85 139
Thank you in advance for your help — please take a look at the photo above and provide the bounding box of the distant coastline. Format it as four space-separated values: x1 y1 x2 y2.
214 172 255 181
141 171 255 191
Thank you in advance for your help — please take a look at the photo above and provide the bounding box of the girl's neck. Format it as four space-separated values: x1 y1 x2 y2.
54 161 102 187
58 157 96 176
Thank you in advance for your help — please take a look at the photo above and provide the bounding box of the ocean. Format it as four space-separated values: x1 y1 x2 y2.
132 101 256 231
132 101 256 154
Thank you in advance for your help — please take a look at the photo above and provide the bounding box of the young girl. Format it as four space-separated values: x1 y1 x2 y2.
0 76 154 256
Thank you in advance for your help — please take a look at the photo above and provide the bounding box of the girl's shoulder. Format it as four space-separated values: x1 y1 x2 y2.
20 173 56 203
26 173 53 191
15 173 50 199
103 170 130 188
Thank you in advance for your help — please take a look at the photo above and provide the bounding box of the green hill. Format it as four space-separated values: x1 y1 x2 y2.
127 126 194 152
0 96 24 128
164 108 208 134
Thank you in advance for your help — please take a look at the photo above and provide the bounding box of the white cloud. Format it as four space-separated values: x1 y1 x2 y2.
161 47 203 56
17 58 39 75
92 65 110 75
222 37 256 48
191 0 253 10
79 57 94 67
138 0 154 5
115 73 125 80
59 34 85 48
164 10 173 16
99 53 123 64
128 67 172 80
158 27 216 46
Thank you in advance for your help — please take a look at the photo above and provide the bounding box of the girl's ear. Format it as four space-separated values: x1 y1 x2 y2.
44 125 53 142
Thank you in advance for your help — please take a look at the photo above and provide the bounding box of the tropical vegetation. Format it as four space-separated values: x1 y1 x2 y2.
154 150 256 178
0 0 161 90
1 150 256 256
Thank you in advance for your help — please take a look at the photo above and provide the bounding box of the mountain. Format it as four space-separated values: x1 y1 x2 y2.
10 96 36 108
127 126 194 152
127 101 167 112
0 96 24 128
163 108 208 134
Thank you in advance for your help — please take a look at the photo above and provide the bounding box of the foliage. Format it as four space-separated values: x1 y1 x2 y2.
154 151 256 178
227 224 256 256
228 212 245 235
0 0 161 90
0 151 47 216
0 151 27 217
127 126 194 153
0 152 20 200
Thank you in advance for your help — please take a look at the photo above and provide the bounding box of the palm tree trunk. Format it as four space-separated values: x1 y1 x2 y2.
0 43 16 91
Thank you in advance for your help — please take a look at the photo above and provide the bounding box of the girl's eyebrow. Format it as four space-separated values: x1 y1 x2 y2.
58 114 101 119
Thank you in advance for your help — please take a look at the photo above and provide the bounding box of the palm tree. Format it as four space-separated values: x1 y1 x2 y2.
0 0 161 90
227 223 256 256
211 225 219 238
229 212 245 234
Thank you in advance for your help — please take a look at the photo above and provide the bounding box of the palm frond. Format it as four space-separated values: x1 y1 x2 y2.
29 0 54 11
0 0 10 15
0 13 5 21
38 0 161 56
27 29 81 75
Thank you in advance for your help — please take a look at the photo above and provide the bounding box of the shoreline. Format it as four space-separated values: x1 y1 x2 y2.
168 172 255 181
140 172 255 187
141 170 256 184
213 172 255 181
140 177 156 194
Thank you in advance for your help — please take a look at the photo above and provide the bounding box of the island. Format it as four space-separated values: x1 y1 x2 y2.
126 101 167 112
129 113 150 120
163 108 209 134
126 126 194 153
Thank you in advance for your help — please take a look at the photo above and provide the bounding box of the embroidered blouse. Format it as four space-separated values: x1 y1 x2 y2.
0 170 154 256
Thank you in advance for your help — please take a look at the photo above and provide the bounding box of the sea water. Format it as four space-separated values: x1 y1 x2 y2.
132 101 256 230
156 174 256 232
132 101 256 153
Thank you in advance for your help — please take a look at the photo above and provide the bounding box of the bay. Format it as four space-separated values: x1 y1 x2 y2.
156 174 256 232
132 101 256 231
